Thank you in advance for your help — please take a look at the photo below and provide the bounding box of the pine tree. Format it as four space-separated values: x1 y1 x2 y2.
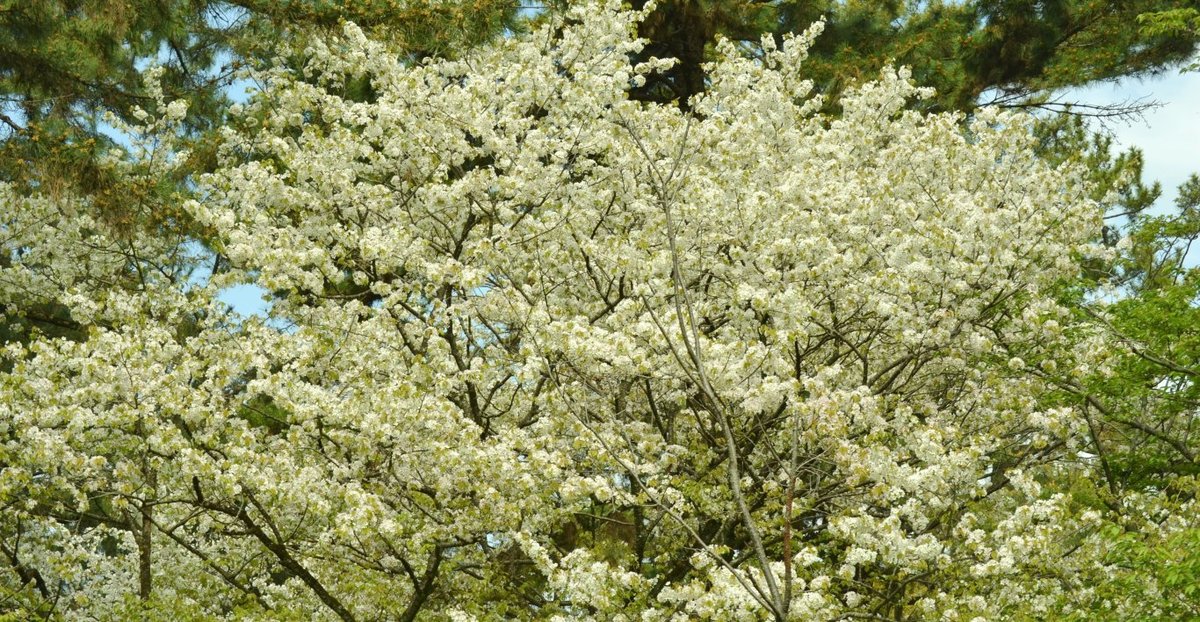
617 0 1200 114
0 0 522 204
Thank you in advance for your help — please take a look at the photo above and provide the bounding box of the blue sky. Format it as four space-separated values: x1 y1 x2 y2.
1070 68 1200 211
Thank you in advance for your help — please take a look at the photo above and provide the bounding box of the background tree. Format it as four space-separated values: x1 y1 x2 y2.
0 0 522 209
609 0 1200 114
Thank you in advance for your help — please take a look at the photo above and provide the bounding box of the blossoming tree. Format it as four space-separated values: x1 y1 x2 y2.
2 2 1175 619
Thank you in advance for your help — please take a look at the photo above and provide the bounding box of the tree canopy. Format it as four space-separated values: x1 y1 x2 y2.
2 1 1199 620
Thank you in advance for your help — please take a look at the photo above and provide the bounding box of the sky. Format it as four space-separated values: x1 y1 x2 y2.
1069 67 1200 212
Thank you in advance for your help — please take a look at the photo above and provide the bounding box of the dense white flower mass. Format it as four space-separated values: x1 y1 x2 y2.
1 2 1155 620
